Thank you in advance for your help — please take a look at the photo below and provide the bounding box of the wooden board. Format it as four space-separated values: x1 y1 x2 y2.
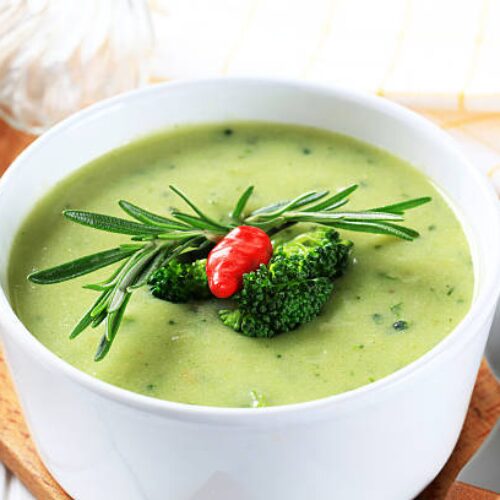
420 360 500 499
0 352 69 499
0 119 499 500
0 120 34 176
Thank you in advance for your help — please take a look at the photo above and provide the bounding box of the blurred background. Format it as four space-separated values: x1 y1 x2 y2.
1 0 500 189
1 0 500 498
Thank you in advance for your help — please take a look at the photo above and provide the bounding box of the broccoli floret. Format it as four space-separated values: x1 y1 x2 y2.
219 275 335 337
219 229 353 338
271 229 352 280
149 258 210 303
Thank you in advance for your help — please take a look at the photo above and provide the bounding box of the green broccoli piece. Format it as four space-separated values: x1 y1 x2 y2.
219 229 353 338
219 276 335 338
149 258 210 303
270 228 352 281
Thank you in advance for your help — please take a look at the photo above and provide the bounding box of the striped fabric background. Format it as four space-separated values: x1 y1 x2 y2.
151 0 500 111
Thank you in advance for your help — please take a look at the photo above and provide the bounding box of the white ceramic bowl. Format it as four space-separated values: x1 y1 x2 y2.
0 79 499 500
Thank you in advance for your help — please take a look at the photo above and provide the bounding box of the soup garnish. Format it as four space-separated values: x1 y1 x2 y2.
206 225 273 298
216 227 352 338
28 183 430 360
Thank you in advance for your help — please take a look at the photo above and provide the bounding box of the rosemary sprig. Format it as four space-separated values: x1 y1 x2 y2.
28 184 430 360
244 185 431 238
28 246 141 284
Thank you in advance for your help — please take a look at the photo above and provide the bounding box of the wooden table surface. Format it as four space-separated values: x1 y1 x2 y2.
0 119 499 500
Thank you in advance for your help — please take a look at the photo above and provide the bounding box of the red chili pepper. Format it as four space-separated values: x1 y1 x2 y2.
206 226 273 298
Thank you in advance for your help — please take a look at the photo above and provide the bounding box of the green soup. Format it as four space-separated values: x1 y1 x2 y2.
8 123 473 407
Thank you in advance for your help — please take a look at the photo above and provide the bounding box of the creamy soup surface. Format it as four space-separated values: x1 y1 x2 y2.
9 123 474 407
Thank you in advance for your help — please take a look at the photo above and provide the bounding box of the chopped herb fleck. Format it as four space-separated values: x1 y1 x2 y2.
168 319 176 325
368 376 375 383
378 271 399 281
237 148 253 159
223 128 233 136
302 147 312 155
250 389 267 408
392 320 408 331
428 224 436 231
390 302 403 317
146 383 156 391
446 285 455 296
372 313 383 324
374 244 382 250
276 353 282 359
355 344 365 349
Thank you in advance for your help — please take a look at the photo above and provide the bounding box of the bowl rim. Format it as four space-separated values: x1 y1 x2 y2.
1 77 499 423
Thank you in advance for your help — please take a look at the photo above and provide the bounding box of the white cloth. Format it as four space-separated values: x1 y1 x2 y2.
150 0 500 112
